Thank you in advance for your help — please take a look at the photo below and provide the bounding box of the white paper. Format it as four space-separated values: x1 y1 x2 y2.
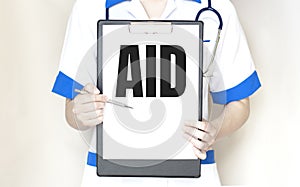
102 24 200 160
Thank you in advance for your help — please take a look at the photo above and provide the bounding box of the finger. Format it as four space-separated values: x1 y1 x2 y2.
207 138 216 148
84 116 104 127
206 143 214 151
74 94 108 104
183 126 213 142
83 83 100 94
183 133 208 151
184 121 217 135
73 102 106 113
192 146 207 160
77 109 103 121
184 121 208 131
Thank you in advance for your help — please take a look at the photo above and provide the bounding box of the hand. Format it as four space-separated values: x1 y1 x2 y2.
183 121 218 160
71 83 108 129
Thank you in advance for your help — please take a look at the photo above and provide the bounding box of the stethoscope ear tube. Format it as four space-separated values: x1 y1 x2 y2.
203 29 221 76
195 0 223 30
195 0 223 76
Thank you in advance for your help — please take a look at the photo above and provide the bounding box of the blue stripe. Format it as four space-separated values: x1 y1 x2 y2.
201 150 215 164
87 152 97 167
105 0 129 8
211 71 261 104
52 71 84 99
87 150 215 167
203 40 210 42
105 0 201 8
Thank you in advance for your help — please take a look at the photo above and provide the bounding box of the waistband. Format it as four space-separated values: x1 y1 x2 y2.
87 150 215 167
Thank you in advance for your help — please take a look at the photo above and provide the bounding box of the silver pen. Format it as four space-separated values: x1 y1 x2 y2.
74 89 133 109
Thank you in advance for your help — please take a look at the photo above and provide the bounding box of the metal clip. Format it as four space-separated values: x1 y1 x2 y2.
128 22 173 34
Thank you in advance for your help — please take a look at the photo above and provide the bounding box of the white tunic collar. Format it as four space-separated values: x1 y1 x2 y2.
126 0 177 19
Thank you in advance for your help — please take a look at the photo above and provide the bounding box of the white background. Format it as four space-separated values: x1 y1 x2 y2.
0 0 299 186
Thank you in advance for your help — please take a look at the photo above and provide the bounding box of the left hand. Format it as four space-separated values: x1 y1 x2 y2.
183 121 218 160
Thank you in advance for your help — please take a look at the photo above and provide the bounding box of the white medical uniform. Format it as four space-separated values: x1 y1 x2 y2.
52 0 261 186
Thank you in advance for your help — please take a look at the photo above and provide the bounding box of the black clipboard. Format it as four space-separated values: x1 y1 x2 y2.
97 20 203 178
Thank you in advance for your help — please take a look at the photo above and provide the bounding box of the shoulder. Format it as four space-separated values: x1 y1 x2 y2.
213 0 239 20
75 0 105 10
72 0 106 21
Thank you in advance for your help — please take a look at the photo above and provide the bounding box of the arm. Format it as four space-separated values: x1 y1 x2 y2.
184 97 250 159
215 97 250 140
182 1 260 159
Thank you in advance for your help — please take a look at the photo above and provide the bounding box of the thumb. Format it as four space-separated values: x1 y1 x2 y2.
83 83 100 94
193 146 207 160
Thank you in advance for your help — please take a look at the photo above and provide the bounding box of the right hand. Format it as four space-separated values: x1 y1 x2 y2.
71 83 108 128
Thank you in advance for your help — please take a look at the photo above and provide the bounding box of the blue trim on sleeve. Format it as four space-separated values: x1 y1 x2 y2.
105 0 201 8
192 0 201 3
87 151 97 167
52 71 84 99
201 150 215 164
211 71 261 104
105 0 129 8
87 150 215 167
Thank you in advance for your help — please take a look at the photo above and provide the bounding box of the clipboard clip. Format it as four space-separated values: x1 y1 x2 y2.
128 22 173 34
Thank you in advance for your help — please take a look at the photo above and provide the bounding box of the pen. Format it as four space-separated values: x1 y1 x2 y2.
74 89 133 109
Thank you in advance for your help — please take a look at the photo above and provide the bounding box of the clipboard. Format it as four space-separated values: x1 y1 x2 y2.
97 20 203 177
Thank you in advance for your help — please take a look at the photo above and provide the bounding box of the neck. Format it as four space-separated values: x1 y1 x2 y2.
140 0 168 19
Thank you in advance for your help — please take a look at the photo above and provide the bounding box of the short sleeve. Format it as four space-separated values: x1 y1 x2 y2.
52 0 103 99
209 2 261 104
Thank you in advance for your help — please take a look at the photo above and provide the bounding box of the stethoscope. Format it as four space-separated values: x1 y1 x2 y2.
105 0 223 74
195 0 223 75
